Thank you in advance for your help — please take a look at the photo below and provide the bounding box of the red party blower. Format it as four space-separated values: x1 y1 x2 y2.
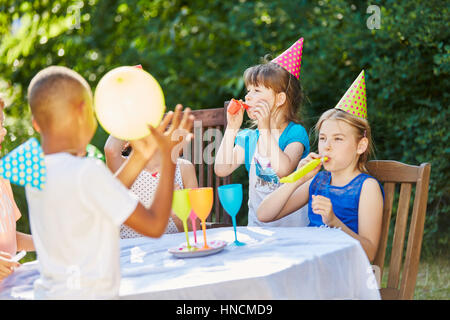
227 98 250 115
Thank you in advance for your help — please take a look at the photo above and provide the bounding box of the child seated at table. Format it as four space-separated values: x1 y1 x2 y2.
0 97 35 282
24 66 194 299
257 71 384 262
214 37 310 227
104 136 200 237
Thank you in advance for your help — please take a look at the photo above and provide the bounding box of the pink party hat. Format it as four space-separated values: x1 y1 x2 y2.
271 37 304 79
335 70 367 119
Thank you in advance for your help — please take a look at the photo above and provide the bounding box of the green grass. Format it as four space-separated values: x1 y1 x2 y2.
380 254 450 300
413 255 450 300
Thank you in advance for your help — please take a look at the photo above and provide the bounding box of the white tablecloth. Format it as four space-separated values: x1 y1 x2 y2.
0 227 380 300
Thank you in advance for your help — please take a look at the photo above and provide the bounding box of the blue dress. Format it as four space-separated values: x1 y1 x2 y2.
308 171 384 234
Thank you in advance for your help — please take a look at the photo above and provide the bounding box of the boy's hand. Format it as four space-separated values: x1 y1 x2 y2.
129 111 173 160
129 105 193 160
147 104 195 160
291 152 322 182
0 252 20 281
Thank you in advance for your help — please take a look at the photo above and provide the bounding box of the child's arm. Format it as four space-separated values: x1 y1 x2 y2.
104 135 127 173
123 105 195 237
257 178 310 222
2 180 35 252
311 178 383 262
257 153 322 222
16 232 35 252
214 107 245 177
253 101 304 178
178 158 198 189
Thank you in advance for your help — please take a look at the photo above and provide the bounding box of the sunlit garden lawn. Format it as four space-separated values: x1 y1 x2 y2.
379 254 449 300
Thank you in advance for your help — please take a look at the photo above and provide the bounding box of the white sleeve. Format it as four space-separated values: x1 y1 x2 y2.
78 159 139 226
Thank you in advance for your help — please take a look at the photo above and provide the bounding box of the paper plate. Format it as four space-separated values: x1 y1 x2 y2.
168 240 227 258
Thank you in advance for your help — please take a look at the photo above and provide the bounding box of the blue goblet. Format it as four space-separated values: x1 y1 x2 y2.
218 184 246 246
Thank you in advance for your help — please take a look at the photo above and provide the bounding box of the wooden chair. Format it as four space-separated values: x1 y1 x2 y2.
181 106 232 227
366 160 431 300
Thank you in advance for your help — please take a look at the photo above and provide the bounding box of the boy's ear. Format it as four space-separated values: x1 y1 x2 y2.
275 92 287 108
32 117 41 133
75 100 86 113
357 137 369 155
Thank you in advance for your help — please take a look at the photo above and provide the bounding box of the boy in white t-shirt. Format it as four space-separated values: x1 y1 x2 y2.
25 66 194 299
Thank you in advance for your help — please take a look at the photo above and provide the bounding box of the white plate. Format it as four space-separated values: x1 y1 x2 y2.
168 240 227 258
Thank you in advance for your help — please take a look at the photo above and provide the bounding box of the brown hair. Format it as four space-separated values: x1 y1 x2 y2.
314 108 374 173
243 60 304 126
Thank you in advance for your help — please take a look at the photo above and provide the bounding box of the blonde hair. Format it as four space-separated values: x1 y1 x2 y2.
314 108 374 173
243 61 304 127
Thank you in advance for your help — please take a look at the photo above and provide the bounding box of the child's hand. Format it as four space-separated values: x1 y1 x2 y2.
296 152 321 169
311 195 337 226
129 105 194 161
226 103 244 130
0 252 20 281
147 104 195 158
253 101 271 130
129 116 170 161
296 152 323 178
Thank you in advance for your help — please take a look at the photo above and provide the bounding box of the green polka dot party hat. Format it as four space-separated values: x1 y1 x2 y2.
335 70 367 119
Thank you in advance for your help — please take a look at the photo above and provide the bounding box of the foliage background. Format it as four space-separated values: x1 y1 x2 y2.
0 0 448 261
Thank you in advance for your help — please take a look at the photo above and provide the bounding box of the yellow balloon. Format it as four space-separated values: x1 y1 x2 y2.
94 66 165 140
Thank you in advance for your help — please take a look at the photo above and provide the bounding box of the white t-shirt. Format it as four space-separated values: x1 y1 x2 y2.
25 153 139 299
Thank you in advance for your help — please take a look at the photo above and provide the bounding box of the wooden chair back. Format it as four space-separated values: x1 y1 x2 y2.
182 106 232 227
366 160 431 300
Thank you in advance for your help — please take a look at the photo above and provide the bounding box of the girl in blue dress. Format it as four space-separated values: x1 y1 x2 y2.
257 71 384 262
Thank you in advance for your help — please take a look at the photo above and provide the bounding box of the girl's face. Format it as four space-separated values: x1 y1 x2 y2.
244 84 276 120
0 109 7 149
318 119 364 173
